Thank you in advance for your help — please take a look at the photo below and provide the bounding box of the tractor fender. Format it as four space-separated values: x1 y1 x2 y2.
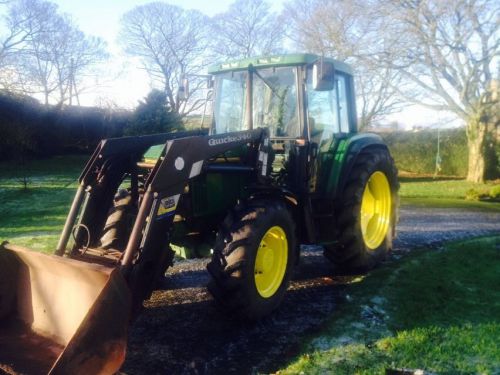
333 133 389 200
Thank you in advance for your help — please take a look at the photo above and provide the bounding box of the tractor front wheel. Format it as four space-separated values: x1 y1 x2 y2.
207 201 296 320
324 147 399 273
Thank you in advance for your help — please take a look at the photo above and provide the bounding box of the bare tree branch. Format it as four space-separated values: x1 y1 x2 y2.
379 0 498 118
0 0 54 69
284 0 404 128
119 3 209 117
210 0 285 60
1 0 108 104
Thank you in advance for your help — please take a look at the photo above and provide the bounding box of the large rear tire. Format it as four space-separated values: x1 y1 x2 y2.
324 147 399 273
207 200 296 320
99 190 135 251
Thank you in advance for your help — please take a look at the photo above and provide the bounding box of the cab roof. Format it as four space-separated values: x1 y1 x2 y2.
208 53 353 76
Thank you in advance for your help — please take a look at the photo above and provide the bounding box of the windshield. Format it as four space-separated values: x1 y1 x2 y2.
213 67 299 137
213 70 248 133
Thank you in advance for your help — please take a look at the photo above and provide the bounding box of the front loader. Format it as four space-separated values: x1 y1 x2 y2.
0 128 271 373
0 54 398 374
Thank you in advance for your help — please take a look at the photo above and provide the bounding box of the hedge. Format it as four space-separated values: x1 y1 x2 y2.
0 92 487 178
0 92 130 161
380 128 468 176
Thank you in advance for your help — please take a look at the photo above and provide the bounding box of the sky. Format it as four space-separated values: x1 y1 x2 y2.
3 0 462 128
53 0 251 46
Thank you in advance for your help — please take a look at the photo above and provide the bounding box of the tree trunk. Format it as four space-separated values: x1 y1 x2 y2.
466 107 498 182
466 123 487 183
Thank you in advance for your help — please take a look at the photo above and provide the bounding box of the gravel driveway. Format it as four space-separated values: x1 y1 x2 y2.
122 205 500 375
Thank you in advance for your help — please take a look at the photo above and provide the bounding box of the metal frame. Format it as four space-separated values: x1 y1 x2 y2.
55 128 272 303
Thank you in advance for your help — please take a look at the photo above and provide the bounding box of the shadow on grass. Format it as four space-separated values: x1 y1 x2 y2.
276 236 500 374
0 155 88 179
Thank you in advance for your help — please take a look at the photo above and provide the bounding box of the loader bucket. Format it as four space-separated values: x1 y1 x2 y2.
0 243 131 375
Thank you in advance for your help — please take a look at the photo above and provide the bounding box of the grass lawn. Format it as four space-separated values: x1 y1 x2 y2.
399 175 497 199
402 197 500 212
1 157 499 252
279 236 500 374
0 155 87 253
399 175 500 212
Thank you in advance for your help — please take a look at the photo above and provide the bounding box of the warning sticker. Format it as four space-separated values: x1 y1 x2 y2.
157 194 180 219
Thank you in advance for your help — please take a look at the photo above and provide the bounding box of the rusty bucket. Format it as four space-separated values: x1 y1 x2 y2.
0 243 131 375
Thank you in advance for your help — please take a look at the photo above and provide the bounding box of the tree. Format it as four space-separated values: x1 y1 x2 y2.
120 3 209 117
284 0 404 130
20 3 107 105
125 89 182 135
379 0 499 182
1 0 108 105
0 0 53 71
211 0 285 59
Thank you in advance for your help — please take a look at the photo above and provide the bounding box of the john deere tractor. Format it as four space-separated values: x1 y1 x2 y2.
200 54 399 320
0 54 398 374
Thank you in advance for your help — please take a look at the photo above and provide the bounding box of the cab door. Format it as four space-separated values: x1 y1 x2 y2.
306 71 353 195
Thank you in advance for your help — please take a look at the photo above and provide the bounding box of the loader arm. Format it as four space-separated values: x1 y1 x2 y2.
56 129 208 257
0 128 271 375
57 128 271 309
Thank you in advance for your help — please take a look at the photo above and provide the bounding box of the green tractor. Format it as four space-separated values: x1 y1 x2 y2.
201 54 399 319
0 53 398 374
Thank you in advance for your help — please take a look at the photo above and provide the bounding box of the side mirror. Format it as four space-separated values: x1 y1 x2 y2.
178 77 189 100
312 59 335 91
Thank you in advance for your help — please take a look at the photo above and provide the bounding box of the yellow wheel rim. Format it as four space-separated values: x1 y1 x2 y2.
254 226 288 298
360 171 392 250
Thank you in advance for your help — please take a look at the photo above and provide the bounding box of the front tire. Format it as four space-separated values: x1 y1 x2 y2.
324 147 399 273
207 200 296 320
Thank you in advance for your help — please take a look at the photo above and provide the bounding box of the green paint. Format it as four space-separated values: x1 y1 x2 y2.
325 138 349 195
140 143 251 219
143 144 164 160
319 133 387 197
189 172 250 218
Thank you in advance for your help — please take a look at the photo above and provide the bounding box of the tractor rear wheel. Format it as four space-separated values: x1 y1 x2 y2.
325 148 398 273
207 200 296 320
99 190 135 251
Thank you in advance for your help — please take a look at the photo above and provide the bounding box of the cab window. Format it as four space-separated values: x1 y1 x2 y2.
337 75 350 133
252 67 299 138
307 83 339 145
306 69 351 144
214 71 248 134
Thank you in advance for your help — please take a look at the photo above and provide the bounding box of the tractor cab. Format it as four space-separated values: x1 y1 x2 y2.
208 54 357 196
209 54 356 137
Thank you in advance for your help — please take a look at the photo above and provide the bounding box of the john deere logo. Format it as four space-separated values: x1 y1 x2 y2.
208 132 252 146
